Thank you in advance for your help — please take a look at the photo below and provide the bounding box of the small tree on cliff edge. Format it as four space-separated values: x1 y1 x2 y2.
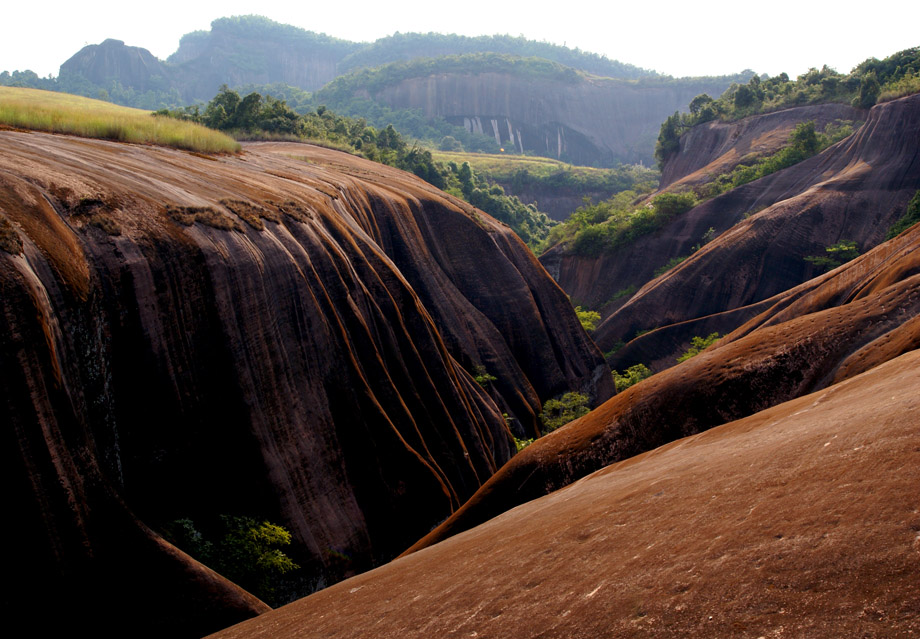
655 112 682 168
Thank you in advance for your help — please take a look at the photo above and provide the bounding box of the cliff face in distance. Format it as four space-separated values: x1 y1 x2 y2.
59 38 173 93
0 133 611 636
369 73 739 166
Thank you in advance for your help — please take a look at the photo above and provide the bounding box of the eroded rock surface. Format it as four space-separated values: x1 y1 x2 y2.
0 133 610 636
410 214 920 552
211 349 920 639
542 94 920 365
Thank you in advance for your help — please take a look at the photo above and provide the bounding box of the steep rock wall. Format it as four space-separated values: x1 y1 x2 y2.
0 134 611 636
542 94 920 362
659 103 864 189
59 39 172 93
371 73 737 166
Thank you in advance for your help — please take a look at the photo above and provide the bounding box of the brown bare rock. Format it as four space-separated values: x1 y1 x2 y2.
543 94 920 364
0 133 610 635
409 217 920 552
209 348 920 639
659 103 864 190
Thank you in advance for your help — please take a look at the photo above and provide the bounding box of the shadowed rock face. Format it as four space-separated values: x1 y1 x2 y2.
0 134 610 636
369 73 738 166
210 348 920 639
542 94 920 364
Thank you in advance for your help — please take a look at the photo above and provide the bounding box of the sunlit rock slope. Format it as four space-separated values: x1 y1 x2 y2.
210 348 920 639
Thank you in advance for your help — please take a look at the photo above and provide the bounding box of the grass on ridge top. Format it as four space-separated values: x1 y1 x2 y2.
0 87 240 154
431 149 614 180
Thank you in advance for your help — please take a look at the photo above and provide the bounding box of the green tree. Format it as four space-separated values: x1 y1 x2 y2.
886 190 920 239
458 161 474 198
612 363 652 392
574 306 601 332
854 71 881 108
439 135 463 151
540 391 590 433
677 332 720 362
790 120 819 155
655 112 682 167
203 85 241 129
163 515 299 606
651 191 698 219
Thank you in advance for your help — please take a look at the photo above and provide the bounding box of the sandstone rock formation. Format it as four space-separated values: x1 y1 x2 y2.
209 347 920 639
0 133 610 636
542 94 920 366
409 175 920 552
364 72 739 166
658 103 864 190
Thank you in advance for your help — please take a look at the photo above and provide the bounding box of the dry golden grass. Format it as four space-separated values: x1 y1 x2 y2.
0 87 240 153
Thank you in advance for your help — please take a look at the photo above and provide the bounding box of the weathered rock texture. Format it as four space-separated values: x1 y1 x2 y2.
409 207 920 552
210 348 920 639
0 133 611 636
367 73 737 166
659 103 864 189
542 94 920 364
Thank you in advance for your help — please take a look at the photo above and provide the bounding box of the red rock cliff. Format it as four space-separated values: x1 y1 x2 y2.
0 134 611 636
542 94 920 366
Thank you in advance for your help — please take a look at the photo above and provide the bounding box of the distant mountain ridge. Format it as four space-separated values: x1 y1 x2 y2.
316 56 747 165
40 15 680 103
0 15 750 164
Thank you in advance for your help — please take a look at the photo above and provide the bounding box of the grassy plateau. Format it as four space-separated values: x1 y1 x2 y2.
0 87 241 153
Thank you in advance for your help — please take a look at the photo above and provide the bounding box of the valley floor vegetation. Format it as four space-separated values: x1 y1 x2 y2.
0 87 240 153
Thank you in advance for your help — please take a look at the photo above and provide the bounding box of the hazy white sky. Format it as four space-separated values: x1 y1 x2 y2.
3 1 917 80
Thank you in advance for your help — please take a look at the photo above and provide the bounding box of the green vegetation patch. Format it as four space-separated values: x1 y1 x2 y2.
163 515 299 606
612 363 652 392
804 240 860 272
886 190 920 239
431 150 658 194
0 87 240 153
539 391 590 433
677 333 720 363
548 190 697 258
324 53 582 99
574 306 601 332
